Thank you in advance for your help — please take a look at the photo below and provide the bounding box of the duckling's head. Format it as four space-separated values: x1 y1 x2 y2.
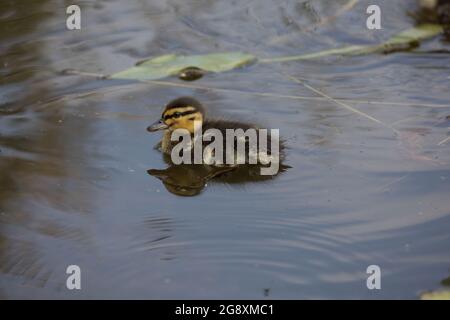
147 97 204 134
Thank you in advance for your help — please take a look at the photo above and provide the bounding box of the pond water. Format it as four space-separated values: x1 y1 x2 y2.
1 0 449 299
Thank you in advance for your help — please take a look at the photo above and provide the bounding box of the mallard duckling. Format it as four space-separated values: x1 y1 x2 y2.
147 97 283 174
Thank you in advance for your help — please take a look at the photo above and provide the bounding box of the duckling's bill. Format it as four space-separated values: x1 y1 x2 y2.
147 119 169 132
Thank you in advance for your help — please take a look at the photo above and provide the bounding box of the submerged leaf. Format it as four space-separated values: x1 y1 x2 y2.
111 52 256 80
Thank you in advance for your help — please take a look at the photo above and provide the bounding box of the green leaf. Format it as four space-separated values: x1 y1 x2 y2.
420 290 450 300
384 23 444 46
108 24 443 80
260 24 444 63
111 52 256 80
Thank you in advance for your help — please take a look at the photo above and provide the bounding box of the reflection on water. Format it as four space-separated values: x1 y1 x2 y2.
1 0 450 298
148 161 290 196
148 164 235 196
147 139 290 196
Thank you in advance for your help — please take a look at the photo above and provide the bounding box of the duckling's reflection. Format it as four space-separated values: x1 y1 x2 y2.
148 155 290 197
148 157 234 196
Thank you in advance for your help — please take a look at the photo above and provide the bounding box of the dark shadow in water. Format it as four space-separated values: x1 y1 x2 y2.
410 0 450 40
440 273 450 287
148 154 290 196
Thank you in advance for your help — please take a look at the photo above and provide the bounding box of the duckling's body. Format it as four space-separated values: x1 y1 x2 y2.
160 118 258 155
148 97 283 170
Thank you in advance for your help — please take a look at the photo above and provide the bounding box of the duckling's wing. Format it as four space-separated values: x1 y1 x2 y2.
203 119 257 132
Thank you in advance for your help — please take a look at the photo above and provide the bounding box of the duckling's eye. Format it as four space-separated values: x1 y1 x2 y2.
173 112 182 118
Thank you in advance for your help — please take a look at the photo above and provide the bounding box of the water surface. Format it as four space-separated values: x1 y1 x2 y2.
1 0 450 299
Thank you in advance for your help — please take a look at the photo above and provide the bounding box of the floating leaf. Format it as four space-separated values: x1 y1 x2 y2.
111 52 256 80
84 25 444 81
420 290 450 300
384 23 444 45
260 24 444 63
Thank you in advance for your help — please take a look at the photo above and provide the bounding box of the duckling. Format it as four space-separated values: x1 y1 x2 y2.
147 97 284 174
